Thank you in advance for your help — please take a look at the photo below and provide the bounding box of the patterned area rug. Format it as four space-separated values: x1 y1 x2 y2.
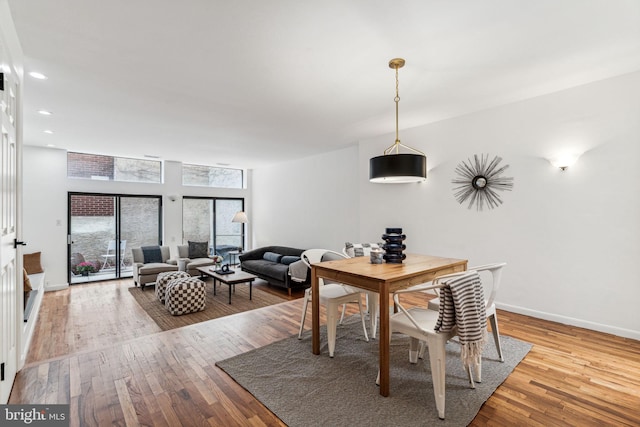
217 316 532 426
128 279 288 331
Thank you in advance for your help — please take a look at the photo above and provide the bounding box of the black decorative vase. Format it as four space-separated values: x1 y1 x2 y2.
381 227 406 264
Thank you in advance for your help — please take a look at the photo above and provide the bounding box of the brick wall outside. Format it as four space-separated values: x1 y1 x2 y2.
71 195 115 216
68 152 114 179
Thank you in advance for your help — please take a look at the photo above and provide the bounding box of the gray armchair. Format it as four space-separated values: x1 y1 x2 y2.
170 244 216 277
132 246 178 290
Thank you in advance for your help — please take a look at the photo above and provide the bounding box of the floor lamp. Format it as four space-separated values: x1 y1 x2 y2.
232 211 248 252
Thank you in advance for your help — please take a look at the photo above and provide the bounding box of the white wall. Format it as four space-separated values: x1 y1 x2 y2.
22 149 250 289
253 71 640 339
23 148 68 289
252 146 359 250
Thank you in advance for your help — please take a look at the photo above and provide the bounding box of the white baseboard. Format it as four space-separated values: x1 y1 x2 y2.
45 282 69 292
496 302 640 341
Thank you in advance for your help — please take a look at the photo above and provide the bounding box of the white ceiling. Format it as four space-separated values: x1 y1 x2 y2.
8 0 640 169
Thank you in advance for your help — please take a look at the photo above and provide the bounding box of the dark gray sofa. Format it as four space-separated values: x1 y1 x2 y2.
239 246 308 295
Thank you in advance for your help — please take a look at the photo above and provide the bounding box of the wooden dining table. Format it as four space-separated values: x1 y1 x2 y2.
311 253 467 396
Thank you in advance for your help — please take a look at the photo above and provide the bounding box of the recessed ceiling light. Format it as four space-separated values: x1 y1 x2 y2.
43 130 54 134
144 154 160 159
29 72 48 80
216 162 230 166
46 144 56 148
38 110 53 115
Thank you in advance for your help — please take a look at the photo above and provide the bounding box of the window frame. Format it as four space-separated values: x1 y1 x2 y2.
181 163 244 189
67 152 163 184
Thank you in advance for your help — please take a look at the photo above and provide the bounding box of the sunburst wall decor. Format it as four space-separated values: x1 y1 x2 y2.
452 154 514 211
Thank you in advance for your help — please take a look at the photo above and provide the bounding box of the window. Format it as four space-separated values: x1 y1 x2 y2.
68 193 162 283
182 164 243 188
182 197 244 264
67 152 162 183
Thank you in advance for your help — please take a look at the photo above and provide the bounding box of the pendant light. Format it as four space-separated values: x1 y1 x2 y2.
369 58 427 183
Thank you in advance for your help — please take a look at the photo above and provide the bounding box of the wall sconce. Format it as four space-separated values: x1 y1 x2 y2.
549 153 580 171
168 195 178 202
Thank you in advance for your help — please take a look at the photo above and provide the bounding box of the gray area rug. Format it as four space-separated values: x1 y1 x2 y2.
216 316 532 426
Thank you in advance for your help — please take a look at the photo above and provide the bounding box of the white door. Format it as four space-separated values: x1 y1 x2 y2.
0 62 19 403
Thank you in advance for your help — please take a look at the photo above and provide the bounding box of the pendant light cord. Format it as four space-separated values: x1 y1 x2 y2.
394 65 400 153
382 59 425 156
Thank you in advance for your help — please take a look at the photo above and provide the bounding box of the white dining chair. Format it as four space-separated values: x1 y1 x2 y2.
341 243 381 338
427 262 506 363
377 270 485 420
298 249 369 357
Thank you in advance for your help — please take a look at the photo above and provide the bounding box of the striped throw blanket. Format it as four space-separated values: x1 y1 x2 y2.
434 271 487 366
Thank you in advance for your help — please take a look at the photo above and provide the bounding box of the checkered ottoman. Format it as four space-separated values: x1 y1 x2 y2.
165 277 206 316
155 271 191 303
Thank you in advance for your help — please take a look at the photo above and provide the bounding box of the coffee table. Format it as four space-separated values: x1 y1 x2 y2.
196 266 257 304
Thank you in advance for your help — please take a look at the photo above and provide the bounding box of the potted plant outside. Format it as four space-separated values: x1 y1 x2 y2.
76 261 96 276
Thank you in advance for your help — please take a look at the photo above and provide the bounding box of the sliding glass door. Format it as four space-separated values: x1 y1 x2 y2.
68 193 161 283
215 198 245 261
183 197 244 264
121 196 162 262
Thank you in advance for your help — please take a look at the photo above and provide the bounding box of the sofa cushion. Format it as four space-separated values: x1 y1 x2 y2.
243 259 289 281
24 252 44 274
188 241 209 258
239 246 305 262
187 258 215 269
281 255 301 265
263 252 283 263
142 246 163 263
138 263 178 275
23 268 32 292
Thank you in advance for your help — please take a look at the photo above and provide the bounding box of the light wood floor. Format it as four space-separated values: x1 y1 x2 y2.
9 279 640 426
